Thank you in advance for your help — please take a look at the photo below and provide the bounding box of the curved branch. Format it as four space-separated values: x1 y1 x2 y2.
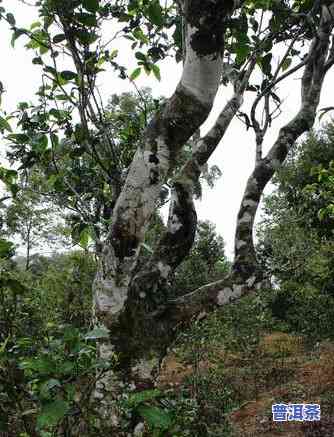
93 0 242 327
164 11 334 323
128 59 256 299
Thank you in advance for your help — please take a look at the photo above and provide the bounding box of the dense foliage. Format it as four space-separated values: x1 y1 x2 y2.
0 214 231 435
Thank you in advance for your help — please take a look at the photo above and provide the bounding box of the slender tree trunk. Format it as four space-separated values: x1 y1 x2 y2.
25 222 32 271
165 4 334 322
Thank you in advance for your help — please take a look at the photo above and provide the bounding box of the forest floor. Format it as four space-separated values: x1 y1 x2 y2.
156 295 334 436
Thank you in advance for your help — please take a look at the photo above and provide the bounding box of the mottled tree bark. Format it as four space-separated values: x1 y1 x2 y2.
91 3 334 434
93 2 229 332
92 1 242 432
165 4 334 322
113 59 257 347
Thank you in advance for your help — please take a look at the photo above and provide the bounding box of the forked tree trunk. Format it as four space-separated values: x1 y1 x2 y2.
91 2 334 434
166 4 334 321
91 1 240 432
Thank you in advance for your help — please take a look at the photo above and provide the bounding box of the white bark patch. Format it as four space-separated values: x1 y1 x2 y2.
322 3 334 23
112 140 170 240
131 357 158 380
133 422 145 437
271 159 281 170
217 287 233 305
236 240 247 250
158 261 172 279
248 178 258 190
232 284 243 298
99 341 115 360
95 282 128 316
269 158 281 171
156 136 170 172
238 212 252 224
181 25 222 104
169 214 183 233
217 284 244 306
139 292 146 299
93 356 122 426
242 199 258 209
246 276 257 288
192 138 206 154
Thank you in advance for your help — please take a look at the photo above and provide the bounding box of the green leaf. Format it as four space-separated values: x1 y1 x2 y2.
44 66 57 76
318 208 326 221
82 0 100 13
143 63 151 75
25 30 48 52
235 43 251 65
37 400 69 429
128 389 162 407
4 278 26 294
11 28 26 47
137 405 173 430
58 361 75 375
32 56 43 65
46 174 58 190
9 183 19 198
79 226 91 248
6 13 16 26
40 379 61 400
74 29 99 45
172 17 182 49
85 327 110 340
18 101 29 110
281 57 292 72
0 116 12 132
31 134 48 152
135 51 147 62
147 1 164 27
49 109 65 121
60 70 78 81
75 12 97 27
130 67 141 81
30 21 41 30
7 133 29 144
53 34 66 43
39 45 49 55
152 64 161 81
50 133 60 149
20 356 54 374
260 53 272 76
0 239 15 259
55 94 69 101
133 27 149 43
140 242 154 254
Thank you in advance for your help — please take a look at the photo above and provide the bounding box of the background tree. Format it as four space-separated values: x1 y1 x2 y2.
171 220 230 298
3 188 61 270
256 122 334 335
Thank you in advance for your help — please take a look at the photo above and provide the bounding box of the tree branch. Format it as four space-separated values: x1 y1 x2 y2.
163 8 334 323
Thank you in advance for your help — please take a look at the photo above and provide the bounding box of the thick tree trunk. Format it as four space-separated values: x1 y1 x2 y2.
91 1 241 433
93 18 226 333
91 4 334 434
